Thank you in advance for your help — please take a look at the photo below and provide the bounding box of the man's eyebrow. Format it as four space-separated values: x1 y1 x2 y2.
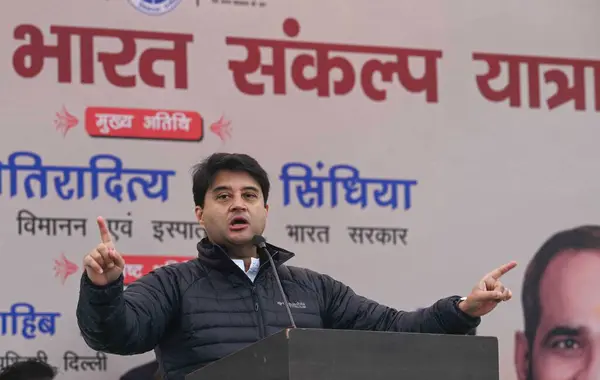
542 326 583 345
210 185 260 193
210 186 231 193
241 186 260 192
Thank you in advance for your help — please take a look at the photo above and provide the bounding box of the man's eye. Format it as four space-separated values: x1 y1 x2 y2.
217 194 230 200
551 338 581 350
244 193 258 198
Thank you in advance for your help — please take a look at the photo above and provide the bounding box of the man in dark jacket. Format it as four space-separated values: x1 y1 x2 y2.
76 153 516 380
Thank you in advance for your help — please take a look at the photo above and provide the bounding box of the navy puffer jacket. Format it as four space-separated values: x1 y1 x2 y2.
76 239 479 380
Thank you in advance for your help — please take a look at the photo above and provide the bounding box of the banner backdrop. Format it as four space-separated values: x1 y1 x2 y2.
0 1 598 379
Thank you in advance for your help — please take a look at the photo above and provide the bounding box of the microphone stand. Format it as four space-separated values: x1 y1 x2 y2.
253 236 297 329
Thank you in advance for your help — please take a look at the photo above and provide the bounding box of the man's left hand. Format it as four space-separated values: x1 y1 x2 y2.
458 261 517 318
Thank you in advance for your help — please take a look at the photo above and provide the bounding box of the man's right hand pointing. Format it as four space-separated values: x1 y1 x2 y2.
83 216 126 286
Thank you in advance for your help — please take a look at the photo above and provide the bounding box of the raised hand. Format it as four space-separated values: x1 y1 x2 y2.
83 217 126 286
458 261 517 317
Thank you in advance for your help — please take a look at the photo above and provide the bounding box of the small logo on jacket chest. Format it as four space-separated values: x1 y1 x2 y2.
277 301 307 309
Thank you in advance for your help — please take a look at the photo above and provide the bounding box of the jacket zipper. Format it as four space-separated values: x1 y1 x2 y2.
252 254 279 340
211 243 275 340
251 285 266 339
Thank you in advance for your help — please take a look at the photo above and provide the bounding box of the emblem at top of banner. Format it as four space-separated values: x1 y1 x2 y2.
128 0 183 16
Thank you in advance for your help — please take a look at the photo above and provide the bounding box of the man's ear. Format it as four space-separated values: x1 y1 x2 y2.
265 204 269 214
514 331 530 380
195 206 205 227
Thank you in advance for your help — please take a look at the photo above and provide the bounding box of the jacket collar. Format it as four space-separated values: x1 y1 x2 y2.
196 237 295 273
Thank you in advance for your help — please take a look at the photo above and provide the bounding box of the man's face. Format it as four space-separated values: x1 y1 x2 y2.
195 170 268 247
515 250 600 380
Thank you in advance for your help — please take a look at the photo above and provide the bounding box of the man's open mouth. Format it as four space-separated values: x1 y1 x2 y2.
229 216 249 231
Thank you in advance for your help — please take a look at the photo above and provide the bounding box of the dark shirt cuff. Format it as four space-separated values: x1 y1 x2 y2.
440 295 481 334
80 273 124 305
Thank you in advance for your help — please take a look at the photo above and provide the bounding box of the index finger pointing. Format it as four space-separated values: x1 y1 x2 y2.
97 216 112 244
488 261 517 280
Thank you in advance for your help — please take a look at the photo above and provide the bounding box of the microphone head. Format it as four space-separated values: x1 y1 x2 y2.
252 235 267 248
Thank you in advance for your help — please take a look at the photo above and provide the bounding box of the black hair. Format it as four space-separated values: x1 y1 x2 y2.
522 225 600 344
0 360 56 380
192 153 270 207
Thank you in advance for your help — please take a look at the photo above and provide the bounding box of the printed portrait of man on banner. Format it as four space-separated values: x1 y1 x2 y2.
515 226 600 380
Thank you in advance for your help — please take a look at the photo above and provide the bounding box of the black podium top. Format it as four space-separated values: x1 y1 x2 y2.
186 328 498 380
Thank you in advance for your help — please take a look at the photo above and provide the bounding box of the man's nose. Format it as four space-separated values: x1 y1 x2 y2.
230 194 247 210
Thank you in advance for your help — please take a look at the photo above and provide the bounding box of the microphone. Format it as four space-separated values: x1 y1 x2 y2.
252 235 297 329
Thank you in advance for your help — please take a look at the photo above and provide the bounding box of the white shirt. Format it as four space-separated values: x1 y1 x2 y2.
231 257 260 282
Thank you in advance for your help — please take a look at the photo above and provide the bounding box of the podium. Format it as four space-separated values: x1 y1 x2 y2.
185 328 499 380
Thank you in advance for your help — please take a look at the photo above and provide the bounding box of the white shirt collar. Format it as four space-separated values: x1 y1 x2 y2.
230 257 260 282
